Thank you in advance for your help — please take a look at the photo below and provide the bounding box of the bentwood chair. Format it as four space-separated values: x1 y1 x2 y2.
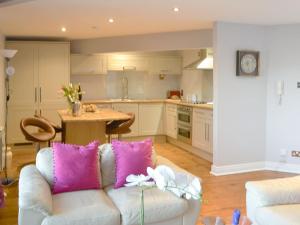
20 117 56 153
106 112 135 143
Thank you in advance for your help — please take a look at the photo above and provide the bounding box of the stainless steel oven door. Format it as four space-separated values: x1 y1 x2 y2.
177 125 192 144
177 111 192 126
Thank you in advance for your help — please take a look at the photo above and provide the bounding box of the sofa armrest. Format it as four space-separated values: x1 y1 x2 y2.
19 165 53 216
246 175 300 207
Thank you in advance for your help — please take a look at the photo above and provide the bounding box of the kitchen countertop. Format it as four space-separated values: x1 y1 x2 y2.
84 99 213 110
57 108 131 122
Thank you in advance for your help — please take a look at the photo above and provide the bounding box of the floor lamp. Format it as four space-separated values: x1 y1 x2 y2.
1 49 17 186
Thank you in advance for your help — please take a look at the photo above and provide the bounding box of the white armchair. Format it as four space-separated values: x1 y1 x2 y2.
245 176 300 225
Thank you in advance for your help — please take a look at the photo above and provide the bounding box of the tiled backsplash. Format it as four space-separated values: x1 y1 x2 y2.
71 71 180 100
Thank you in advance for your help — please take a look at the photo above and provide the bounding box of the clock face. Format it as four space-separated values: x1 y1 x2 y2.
240 54 257 74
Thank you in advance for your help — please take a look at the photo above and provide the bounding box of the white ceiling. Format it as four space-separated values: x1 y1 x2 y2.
1 0 300 40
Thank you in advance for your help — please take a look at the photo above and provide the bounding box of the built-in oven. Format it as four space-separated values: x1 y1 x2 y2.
177 106 192 144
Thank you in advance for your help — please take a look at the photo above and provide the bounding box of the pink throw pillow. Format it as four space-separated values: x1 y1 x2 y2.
112 138 153 188
52 141 101 194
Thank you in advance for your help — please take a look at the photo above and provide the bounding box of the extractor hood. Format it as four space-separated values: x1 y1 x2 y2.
184 49 213 70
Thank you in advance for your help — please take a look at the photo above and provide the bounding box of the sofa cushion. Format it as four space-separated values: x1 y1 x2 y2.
99 143 157 188
52 141 101 194
112 139 153 188
105 185 188 225
41 190 120 225
255 204 300 225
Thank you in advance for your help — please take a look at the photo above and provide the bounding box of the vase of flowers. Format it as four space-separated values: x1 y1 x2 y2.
61 83 84 116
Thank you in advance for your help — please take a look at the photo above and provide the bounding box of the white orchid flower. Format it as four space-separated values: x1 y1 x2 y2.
147 166 201 200
126 165 202 200
125 174 155 187
126 165 202 225
186 178 201 199
147 165 175 191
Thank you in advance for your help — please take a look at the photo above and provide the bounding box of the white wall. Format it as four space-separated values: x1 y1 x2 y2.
71 29 212 54
0 33 5 128
181 50 213 102
212 22 267 170
266 25 300 165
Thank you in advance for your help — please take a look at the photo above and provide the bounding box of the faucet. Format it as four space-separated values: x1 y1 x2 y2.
121 76 128 100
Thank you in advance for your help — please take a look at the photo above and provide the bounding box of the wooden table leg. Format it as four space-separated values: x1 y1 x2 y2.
61 121 66 143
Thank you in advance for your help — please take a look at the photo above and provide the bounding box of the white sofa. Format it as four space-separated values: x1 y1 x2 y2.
18 144 201 225
245 176 300 225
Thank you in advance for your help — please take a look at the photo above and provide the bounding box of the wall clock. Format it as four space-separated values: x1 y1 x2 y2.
236 50 259 76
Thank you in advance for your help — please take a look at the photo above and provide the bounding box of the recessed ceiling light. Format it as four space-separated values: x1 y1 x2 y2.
173 7 179 12
108 18 114 23
61 27 66 32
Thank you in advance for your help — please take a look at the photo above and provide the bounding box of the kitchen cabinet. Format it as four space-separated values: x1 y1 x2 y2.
6 41 70 143
107 54 148 71
165 104 177 139
192 108 213 153
112 103 139 137
71 54 107 75
139 103 164 135
149 56 182 75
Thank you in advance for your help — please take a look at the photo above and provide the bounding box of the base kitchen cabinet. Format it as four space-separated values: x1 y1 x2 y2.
139 103 164 136
112 103 139 137
165 103 177 139
192 108 213 153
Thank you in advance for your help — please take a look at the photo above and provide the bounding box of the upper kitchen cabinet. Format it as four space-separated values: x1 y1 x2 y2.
71 54 107 75
107 54 148 71
149 56 182 75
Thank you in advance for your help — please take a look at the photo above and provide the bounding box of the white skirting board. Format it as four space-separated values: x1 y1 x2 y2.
211 161 300 176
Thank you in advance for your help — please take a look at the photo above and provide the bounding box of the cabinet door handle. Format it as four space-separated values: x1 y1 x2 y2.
40 109 42 116
205 123 208 141
207 124 209 142
204 123 207 141
39 87 42 103
35 88 37 103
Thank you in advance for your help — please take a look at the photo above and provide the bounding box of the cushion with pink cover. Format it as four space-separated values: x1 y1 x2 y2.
112 138 153 188
52 141 101 194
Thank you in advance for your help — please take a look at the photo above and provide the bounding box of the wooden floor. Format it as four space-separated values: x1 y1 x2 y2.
0 142 295 225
